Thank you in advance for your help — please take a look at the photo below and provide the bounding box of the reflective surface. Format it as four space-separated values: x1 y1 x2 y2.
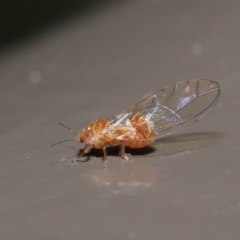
1 1 240 239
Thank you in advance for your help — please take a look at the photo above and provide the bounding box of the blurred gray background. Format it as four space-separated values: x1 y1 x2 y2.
1 0 240 239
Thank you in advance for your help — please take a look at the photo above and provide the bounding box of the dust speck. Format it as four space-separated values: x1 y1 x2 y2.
192 44 203 56
29 70 41 84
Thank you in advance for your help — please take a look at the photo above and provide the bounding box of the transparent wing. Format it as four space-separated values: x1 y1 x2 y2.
110 79 220 140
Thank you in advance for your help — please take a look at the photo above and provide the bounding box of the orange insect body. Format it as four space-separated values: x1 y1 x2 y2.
76 117 156 149
67 79 220 164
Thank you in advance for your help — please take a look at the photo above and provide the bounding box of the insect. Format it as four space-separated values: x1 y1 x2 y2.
55 79 220 164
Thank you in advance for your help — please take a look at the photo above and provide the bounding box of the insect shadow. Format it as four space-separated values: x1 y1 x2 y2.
76 145 156 162
76 131 222 162
153 131 223 156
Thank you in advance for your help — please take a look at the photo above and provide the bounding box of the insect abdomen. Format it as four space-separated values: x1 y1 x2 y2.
121 118 156 148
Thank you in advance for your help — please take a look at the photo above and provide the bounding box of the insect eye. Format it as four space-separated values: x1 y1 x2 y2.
80 136 86 143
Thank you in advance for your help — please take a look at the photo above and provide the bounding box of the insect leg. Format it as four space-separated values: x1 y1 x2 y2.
74 145 91 162
119 144 131 161
102 146 108 164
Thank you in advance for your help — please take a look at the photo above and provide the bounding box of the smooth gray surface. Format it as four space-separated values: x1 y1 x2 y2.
1 1 240 239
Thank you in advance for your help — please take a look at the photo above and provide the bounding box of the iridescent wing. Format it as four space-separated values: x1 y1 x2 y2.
110 79 220 140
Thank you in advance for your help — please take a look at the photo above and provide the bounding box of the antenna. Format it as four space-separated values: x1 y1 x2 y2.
51 139 75 147
51 123 78 147
59 123 77 134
